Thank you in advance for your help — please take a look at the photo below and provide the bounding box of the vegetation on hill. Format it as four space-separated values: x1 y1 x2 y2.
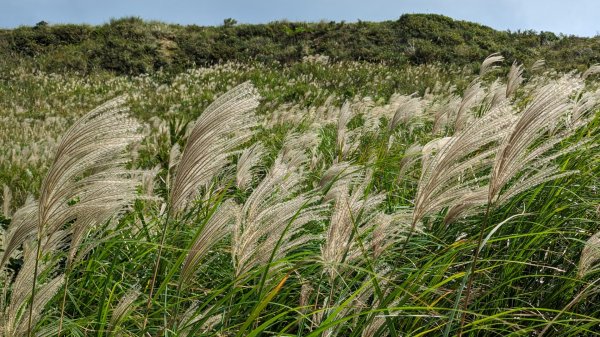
1 14 600 337
1 14 599 75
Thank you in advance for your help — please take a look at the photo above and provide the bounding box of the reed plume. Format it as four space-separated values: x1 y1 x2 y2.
321 170 386 280
233 147 324 277
169 82 259 214
236 142 266 190
180 200 239 284
144 82 259 329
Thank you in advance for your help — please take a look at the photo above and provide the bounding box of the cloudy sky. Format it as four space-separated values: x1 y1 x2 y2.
1 0 598 37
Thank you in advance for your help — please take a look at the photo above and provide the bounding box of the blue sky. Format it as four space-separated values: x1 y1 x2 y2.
1 0 598 37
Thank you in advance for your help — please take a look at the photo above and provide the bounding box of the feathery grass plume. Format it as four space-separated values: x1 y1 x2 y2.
479 53 504 77
488 76 588 206
412 102 517 228
168 143 181 176
169 82 259 214
578 231 600 278
443 188 488 225
531 59 546 72
143 84 259 329
177 303 222 337
28 96 143 337
65 182 140 266
476 79 506 115
320 162 362 202
388 94 422 131
2 231 66 337
582 64 600 80
321 170 385 280
420 136 453 173
15 275 64 335
398 143 423 180
109 287 141 333
454 54 504 131
232 148 324 277
570 88 600 128
322 269 394 337
365 211 415 260
2 185 11 217
432 95 461 134
0 197 38 268
37 96 142 239
141 164 162 197
236 142 266 190
336 101 358 160
506 62 524 98
453 80 484 131
180 200 239 284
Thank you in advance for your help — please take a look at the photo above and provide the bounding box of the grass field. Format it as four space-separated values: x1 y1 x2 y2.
0 54 599 336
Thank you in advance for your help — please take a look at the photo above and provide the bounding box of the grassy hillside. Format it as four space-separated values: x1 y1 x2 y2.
0 14 599 337
1 14 599 75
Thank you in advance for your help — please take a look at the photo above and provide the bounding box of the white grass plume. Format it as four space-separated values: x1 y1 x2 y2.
109 287 141 333
180 200 239 284
413 103 516 227
480 53 504 76
232 149 325 277
170 82 259 214
578 231 600 278
37 96 143 240
2 232 66 336
0 197 38 269
236 142 266 190
321 170 385 280
2 185 11 217
488 76 587 206
506 62 524 98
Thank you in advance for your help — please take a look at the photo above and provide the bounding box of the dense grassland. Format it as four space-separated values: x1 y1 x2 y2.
1 20 600 336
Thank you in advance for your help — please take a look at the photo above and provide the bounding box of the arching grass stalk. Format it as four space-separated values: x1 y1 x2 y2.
142 205 172 333
457 204 491 336
26 236 43 337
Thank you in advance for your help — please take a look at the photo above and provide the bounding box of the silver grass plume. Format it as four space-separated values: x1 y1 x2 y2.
454 80 484 132
578 231 600 278
232 148 325 277
319 162 362 202
30 96 143 337
236 142 266 190
582 64 600 80
169 82 259 214
570 88 600 128
180 200 239 284
321 170 386 280
413 103 516 227
488 77 587 206
388 94 423 131
398 143 423 179
336 101 359 160
2 185 11 217
37 96 142 240
177 303 222 337
454 53 504 131
506 62 524 98
0 197 38 269
2 232 66 336
109 287 141 333
479 53 504 77
443 70 598 224
531 59 546 72
167 143 181 189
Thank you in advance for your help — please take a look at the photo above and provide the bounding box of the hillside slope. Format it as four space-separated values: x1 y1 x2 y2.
1 14 599 75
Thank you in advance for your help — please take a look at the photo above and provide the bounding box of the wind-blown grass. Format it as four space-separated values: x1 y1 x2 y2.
0 55 599 336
